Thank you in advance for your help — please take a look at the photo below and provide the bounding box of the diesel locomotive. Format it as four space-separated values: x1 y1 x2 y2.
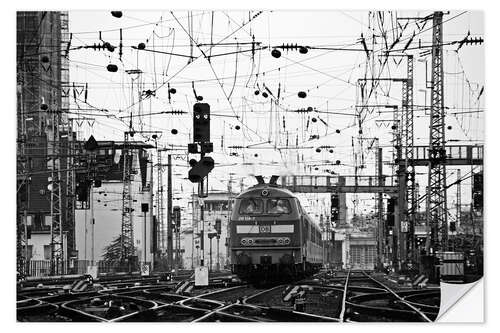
229 176 323 282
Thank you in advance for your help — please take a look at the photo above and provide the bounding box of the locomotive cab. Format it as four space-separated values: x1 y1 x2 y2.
229 177 323 282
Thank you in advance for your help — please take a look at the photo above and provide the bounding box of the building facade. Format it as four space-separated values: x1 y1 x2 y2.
17 11 74 275
182 191 236 270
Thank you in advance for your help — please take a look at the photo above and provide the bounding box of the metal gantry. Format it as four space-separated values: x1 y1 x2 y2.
426 11 448 253
121 131 135 261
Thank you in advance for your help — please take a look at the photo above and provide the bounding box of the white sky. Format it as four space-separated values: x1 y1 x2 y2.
67 10 484 219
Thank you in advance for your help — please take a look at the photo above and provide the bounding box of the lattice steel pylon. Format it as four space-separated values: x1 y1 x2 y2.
426 11 448 254
121 131 135 260
64 126 76 260
402 55 416 261
16 67 28 278
50 111 64 275
156 149 165 252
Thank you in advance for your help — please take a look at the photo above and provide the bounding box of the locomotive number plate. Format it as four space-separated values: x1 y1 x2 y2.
259 225 271 233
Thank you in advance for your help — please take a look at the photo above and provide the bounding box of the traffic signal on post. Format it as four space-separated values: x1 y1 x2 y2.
215 218 221 234
76 181 89 202
472 172 483 211
173 206 181 230
193 103 210 143
188 156 215 183
473 192 483 210
387 197 396 227
473 172 483 193
331 194 339 221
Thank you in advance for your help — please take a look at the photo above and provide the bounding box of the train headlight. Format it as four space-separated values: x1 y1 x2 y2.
241 239 248 245
284 238 290 245
278 238 284 245
261 189 269 196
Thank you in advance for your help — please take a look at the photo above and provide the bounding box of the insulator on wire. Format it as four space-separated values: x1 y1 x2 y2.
271 49 281 58
107 64 118 72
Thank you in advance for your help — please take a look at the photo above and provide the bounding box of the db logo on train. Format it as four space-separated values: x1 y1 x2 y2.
259 225 271 233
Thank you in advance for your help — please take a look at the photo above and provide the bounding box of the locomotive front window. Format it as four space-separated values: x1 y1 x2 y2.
239 198 264 214
266 198 292 214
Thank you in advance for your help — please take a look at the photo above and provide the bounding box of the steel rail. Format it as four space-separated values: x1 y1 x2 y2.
361 271 432 322
338 269 351 322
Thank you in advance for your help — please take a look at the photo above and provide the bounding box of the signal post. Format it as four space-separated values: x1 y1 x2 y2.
188 103 214 285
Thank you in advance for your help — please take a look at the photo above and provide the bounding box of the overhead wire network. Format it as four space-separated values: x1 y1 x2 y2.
64 10 483 200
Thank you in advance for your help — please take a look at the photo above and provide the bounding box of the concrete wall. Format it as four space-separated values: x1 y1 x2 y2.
27 233 67 261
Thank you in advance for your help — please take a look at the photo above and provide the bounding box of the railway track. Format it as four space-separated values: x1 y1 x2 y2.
17 270 440 322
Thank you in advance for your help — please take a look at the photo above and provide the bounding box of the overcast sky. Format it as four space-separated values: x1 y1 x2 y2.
67 10 484 219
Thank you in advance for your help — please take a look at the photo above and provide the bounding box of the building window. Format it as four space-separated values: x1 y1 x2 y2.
44 215 51 227
26 245 33 260
43 245 51 260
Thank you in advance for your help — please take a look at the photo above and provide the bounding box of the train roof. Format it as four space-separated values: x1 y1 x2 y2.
236 183 296 199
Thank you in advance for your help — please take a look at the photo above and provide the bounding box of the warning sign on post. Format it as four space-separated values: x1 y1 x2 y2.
195 266 209 286
141 263 150 276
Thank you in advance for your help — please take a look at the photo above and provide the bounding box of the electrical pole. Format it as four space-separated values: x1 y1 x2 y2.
426 11 448 254
17 73 28 278
191 188 195 269
121 131 135 263
150 154 154 270
90 181 94 264
402 55 416 265
50 111 64 275
167 154 173 271
377 146 384 270
456 169 461 230
156 149 164 257
226 173 233 268
216 234 220 271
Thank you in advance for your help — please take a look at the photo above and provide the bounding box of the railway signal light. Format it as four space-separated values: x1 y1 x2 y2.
473 193 483 211
331 194 340 222
173 206 181 230
76 181 89 202
473 172 483 193
188 156 215 183
193 103 210 142
215 218 221 234
472 172 483 211
188 143 199 154
387 197 396 227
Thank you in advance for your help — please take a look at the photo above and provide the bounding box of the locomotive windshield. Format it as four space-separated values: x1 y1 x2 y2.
239 198 264 214
266 198 291 214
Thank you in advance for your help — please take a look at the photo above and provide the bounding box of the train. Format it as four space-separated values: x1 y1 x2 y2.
229 176 324 282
